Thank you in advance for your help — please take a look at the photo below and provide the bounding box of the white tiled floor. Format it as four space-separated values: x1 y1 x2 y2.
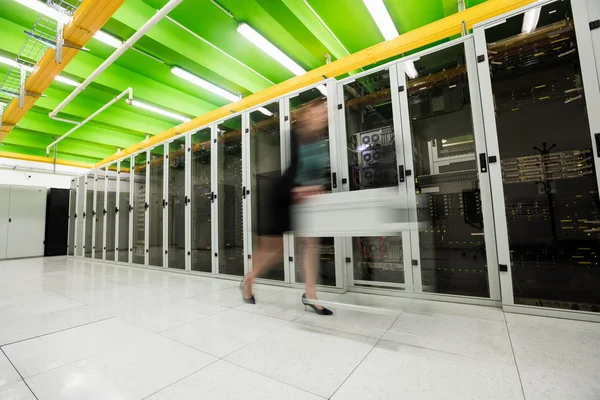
1 257 599 400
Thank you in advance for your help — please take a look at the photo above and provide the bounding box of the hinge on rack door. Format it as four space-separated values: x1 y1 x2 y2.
590 20 600 30
477 54 485 63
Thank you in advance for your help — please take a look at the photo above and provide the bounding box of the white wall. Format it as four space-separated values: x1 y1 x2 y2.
0 158 90 189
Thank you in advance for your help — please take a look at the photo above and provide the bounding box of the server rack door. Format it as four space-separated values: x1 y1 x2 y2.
0 186 9 259
67 179 76 256
95 169 106 260
84 172 94 258
190 128 213 272
337 64 410 290
149 145 165 267
400 40 496 299
167 137 186 270
76 176 85 256
105 164 118 261
287 82 342 288
246 101 285 281
119 159 132 263
476 0 600 313
132 152 147 265
217 115 244 276
6 187 47 258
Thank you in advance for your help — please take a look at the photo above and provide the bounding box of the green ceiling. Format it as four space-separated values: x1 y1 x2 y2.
0 0 487 165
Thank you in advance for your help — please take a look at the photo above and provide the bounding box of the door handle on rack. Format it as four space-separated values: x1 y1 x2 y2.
332 172 337 189
479 153 488 173
595 133 600 157
242 186 246 199
398 165 405 183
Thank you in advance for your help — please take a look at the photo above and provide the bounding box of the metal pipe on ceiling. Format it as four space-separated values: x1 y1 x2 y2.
46 88 133 157
48 0 183 121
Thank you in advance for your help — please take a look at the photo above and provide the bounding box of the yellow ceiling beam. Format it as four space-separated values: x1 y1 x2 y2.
95 0 537 169
0 151 93 169
0 0 126 140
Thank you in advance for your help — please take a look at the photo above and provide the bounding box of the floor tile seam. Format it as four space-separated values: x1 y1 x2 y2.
0 348 40 400
328 334 383 399
0 302 91 331
209 317 297 360
140 358 222 400
504 313 527 399
159 333 225 360
0 292 82 312
220 358 328 399
0 303 85 329
155 308 229 334
9 317 160 381
0 315 116 348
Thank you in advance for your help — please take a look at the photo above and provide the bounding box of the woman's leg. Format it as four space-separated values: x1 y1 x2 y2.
300 236 321 304
242 235 283 298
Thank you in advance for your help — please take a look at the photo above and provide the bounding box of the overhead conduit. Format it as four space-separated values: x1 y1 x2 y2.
48 0 184 142
0 0 126 141
95 0 540 168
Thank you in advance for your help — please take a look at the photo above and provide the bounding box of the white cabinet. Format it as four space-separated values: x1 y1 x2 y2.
0 186 9 259
0 185 47 260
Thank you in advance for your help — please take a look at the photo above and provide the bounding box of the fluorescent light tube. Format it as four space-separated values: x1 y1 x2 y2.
522 7 541 34
405 61 418 79
0 55 20 69
12 0 72 23
172 67 239 102
54 75 79 86
128 99 191 123
363 0 399 41
94 31 122 48
258 107 273 117
237 23 306 76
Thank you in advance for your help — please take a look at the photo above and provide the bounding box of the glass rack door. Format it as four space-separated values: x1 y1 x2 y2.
95 169 106 260
68 179 76 256
289 84 340 287
118 160 131 263
76 176 85 256
191 128 212 272
84 172 94 258
477 1 600 312
149 145 165 267
339 67 408 289
248 102 285 281
105 165 117 261
167 137 186 270
401 41 495 299
217 116 244 276
132 152 147 265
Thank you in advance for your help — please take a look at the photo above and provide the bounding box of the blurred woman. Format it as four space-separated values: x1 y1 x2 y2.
241 99 333 316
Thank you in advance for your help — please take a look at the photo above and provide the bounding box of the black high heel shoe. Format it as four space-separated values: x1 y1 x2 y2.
302 293 333 316
239 280 256 304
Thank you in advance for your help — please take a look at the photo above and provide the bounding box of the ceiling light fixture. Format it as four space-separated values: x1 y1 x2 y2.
362 0 399 41
405 60 418 79
171 66 273 116
257 107 273 117
237 23 327 96
172 67 239 102
54 75 79 87
12 0 72 23
237 23 306 76
522 7 541 34
93 31 123 48
128 99 191 123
